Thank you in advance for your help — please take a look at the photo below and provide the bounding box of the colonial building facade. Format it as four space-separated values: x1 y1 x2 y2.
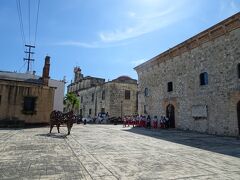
0 56 63 126
0 71 65 112
134 13 240 136
67 67 137 118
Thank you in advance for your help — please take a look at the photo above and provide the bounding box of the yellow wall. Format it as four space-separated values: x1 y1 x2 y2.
0 80 55 125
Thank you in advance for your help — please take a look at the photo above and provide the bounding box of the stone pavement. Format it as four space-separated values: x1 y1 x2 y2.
0 125 240 180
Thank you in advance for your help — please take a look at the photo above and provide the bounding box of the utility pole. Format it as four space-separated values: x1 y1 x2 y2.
24 44 35 72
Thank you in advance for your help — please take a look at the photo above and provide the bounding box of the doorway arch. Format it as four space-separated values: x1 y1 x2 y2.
237 101 240 135
166 104 175 128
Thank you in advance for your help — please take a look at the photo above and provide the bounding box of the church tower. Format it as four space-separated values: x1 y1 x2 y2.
74 66 83 83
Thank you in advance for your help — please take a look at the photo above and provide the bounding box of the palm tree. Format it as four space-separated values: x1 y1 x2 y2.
63 92 80 112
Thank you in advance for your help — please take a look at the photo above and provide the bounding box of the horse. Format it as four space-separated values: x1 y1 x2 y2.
49 110 74 135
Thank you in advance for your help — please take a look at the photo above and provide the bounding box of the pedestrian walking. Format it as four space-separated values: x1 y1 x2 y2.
147 115 151 128
160 116 164 128
153 116 158 129
166 117 170 128
163 116 167 128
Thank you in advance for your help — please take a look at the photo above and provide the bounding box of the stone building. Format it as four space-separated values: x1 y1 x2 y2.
67 67 137 118
0 72 65 112
134 13 240 136
0 56 57 126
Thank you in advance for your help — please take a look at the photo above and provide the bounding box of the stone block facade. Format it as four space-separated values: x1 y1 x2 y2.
135 13 240 136
67 67 105 94
76 82 137 118
67 69 138 118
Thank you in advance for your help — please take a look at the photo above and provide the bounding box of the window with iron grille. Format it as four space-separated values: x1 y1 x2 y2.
125 90 130 99
23 97 37 114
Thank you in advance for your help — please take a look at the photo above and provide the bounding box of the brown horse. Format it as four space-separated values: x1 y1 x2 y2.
49 110 74 135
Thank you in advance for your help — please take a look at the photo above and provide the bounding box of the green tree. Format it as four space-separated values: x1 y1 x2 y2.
64 92 80 112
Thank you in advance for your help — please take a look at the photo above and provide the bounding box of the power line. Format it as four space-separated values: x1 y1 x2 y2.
34 0 41 46
16 0 26 48
19 61 27 72
16 0 41 72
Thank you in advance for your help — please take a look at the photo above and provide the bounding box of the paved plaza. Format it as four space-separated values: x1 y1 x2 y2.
0 125 240 180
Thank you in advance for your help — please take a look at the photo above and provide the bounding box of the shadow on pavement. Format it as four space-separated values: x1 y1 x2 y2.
36 133 68 139
123 127 240 158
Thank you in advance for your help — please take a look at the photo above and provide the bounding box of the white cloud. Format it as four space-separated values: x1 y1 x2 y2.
55 41 101 48
220 0 240 16
54 40 129 49
99 1 190 43
128 11 136 18
131 59 146 66
54 0 198 48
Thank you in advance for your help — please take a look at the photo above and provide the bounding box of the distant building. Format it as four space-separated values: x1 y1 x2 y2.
134 13 240 136
0 56 64 126
67 67 137 118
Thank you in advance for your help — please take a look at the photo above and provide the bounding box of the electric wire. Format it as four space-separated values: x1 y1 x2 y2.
16 0 26 49
16 0 41 72
18 61 27 72
34 0 41 46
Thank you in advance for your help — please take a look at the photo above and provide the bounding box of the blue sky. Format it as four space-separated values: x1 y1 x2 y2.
0 0 239 85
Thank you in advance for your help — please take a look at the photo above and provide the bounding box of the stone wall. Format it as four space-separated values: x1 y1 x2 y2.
78 81 137 118
67 77 105 93
0 80 55 125
108 82 137 117
135 13 240 136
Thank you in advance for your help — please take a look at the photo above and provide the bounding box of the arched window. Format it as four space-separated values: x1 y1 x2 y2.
200 72 208 86
144 88 149 96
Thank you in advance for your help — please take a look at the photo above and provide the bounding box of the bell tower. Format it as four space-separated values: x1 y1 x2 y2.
74 66 83 82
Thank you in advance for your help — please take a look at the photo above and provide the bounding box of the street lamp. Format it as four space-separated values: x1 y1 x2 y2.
120 100 123 120
100 101 102 114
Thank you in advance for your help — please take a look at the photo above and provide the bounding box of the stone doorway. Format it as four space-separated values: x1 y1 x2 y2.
166 104 175 128
237 101 240 135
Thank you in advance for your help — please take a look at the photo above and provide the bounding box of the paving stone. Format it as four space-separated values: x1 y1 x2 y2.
0 125 239 180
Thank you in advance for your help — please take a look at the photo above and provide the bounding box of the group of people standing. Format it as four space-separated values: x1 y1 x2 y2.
123 115 170 129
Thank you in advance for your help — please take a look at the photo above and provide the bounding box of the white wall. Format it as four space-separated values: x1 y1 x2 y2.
48 79 65 112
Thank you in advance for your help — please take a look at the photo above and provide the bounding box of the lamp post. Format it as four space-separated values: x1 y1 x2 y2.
121 100 123 121
100 101 102 114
